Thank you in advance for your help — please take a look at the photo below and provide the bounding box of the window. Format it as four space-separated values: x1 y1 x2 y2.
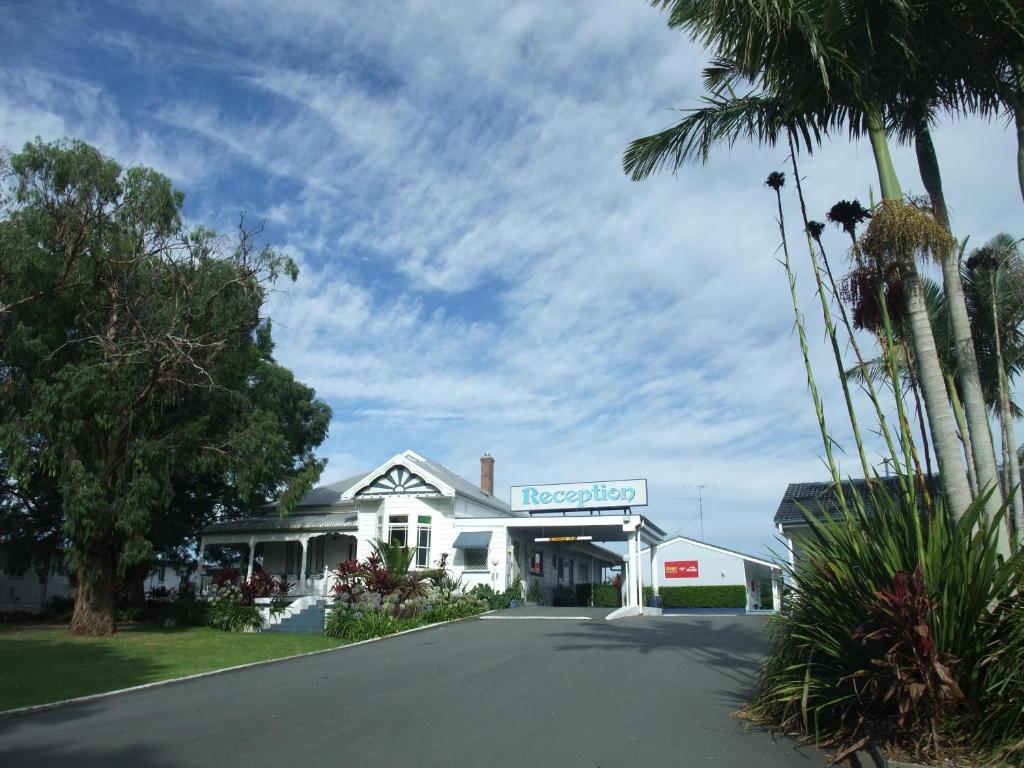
308 537 325 574
569 560 574 585
388 515 409 547
579 561 590 583
529 551 544 576
464 548 488 571
558 557 565 581
415 515 431 568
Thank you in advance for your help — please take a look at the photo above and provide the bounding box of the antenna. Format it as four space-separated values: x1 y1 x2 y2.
677 482 710 541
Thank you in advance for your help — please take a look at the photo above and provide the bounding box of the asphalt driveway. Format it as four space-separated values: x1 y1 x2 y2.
0 609 825 767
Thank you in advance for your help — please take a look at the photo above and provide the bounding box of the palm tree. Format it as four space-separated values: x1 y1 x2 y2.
625 0 981 527
963 235 1024 537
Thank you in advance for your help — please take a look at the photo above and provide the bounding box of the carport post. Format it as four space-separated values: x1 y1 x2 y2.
650 542 659 598
626 533 637 607
632 528 642 608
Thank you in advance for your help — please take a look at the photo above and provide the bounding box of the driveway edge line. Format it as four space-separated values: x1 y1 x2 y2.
0 609 495 719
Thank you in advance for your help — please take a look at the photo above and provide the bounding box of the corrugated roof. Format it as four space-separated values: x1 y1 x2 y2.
269 450 515 516
283 473 367 509
774 476 936 527
204 512 357 535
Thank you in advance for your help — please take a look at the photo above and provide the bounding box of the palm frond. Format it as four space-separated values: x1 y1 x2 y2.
624 90 825 180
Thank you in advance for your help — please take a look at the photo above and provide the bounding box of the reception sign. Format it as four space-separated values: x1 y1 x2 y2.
665 560 699 579
510 479 648 512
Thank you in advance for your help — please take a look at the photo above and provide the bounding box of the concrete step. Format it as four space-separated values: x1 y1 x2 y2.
266 600 327 634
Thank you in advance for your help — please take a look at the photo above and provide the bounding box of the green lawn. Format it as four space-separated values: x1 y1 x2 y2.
0 623 347 712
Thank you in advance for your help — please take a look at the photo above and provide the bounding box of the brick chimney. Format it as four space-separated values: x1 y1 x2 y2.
480 453 495 495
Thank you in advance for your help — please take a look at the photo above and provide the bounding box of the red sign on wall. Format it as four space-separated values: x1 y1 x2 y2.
665 560 699 579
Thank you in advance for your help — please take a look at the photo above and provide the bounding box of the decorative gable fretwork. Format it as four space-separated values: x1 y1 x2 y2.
355 465 442 498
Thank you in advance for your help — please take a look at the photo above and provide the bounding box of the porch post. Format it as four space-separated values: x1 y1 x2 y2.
772 572 782 613
299 537 309 586
650 542 659 598
246 536 256 583
197 537 206 588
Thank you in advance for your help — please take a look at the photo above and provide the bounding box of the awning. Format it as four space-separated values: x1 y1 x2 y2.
452 531 492 549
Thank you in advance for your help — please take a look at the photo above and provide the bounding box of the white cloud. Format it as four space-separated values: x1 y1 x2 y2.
2 1 1020 557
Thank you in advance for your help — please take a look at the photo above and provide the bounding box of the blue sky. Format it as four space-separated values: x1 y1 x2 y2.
3 1 1021 558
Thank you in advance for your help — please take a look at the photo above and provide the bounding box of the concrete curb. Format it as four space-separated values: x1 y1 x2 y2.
0 609 494 720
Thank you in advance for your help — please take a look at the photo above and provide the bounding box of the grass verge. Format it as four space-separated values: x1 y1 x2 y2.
0 623 347 712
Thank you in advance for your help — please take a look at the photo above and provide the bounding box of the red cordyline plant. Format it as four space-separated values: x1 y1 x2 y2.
854 567 963 760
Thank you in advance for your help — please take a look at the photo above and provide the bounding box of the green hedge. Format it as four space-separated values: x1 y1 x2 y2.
592 584 619 608
643 585 746 609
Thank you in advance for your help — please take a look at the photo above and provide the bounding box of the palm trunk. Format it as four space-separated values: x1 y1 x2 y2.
915 124 1005 524
69 554 117 636
946 371 979 496
914 124 950 231
1009 77 1024 206
1004 406 1024 541
907 363 933 480
865 107 974 520
1016 106 1024 207
992 275 1024 545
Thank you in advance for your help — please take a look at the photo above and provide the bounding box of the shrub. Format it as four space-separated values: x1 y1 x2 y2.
575 583 593 606
526 579 544 604
642 585 747 609
324 590 488 641
206 582 263 632
470 583 507 610
592 584 618 607
747 484 1024 764
170 598 209 626
552 585 576 606
324 607 414 641
44 595 75 620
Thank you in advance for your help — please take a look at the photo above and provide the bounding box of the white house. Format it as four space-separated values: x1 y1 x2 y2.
638 536 782 612
0 552 75 615
198 450 659 607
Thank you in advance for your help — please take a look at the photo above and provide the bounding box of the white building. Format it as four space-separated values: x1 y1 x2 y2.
199 450 663 608
638 536 782 612
0 552 75 615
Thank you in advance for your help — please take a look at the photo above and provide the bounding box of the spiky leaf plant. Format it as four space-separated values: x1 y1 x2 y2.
748 485 1023 764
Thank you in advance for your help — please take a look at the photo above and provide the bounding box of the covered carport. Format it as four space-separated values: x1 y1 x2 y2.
482 513 666 616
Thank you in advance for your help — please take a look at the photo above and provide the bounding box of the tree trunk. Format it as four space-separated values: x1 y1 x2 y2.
866 110 903 201
993 277 1024 547
1003 404 1024 541
947 371 979 496
69 555 117 636
915 124 1006 525
903 274 974 517
1012 88 1024 206
1017 108 1024 207
866 109 974 519
914 124 950 231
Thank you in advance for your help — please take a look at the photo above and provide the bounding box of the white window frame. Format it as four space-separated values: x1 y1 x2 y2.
388 515 409 548
415 516 431 568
